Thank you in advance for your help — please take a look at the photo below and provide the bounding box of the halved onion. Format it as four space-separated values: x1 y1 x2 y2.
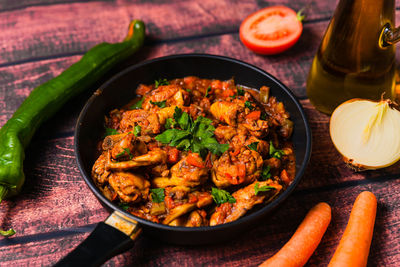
330 99 400 170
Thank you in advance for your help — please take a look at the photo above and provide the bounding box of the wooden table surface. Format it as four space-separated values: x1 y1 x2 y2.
1 0 400 266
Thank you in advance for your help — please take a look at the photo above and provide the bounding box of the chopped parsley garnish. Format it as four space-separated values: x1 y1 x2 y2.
165 118 176 129
269 141 284 159
186 89 192 93
245 101 255 110
260 112 267 120
118 203 130 211
247 142 259 151
105 127 119 136
155 107 229 158
116 148 133 159
150 188 165 203
211 187 236 205
260 165 272 180
150 100 167 108
205 86 211 97
254 182 276 195
237 87 245 96
133 125 141 136
130 97 144 109
155 78 169 88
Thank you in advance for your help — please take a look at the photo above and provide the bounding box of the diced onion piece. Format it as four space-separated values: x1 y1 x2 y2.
260 86 270 104
150 202 166 215
330 99 400 170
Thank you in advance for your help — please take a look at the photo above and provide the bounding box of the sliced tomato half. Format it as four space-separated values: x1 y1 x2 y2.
239 6 303 55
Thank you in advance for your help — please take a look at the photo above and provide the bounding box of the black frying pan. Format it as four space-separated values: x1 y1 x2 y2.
55 54 312 266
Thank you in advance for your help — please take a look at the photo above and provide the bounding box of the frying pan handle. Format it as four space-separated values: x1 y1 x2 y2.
54 211 142 267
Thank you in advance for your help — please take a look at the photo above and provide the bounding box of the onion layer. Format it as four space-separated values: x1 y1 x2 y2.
330 99 400 170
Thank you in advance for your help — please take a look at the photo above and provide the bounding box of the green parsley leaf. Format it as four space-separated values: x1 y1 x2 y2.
155 78 169 88
245 101 255 110
118 203 130 211
186 89 192 93
130 97 144 109
254 182 276 195
260 112 267 120
205 86 211 97
150 100 167 108
237 87 245 96
211 187 236 205
0 228 16 237
260 165 272 181
269 141 284 159
150 188 165 203
248 142 259 151
155 129 186 144
155 109 229 157
204 140 230 156
174 107 192 130
165 118 176 129
133 125 141 136
105 128 119 136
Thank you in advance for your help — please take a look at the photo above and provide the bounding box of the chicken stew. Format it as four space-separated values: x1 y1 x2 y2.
92 76 295 227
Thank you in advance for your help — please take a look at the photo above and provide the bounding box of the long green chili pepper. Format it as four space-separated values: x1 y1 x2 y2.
0 20 145 236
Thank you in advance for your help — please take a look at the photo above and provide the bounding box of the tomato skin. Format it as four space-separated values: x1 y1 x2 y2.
239 6 303 55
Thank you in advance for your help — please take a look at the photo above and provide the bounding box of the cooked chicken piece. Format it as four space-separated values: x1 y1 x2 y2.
92 153 111 185
168 217 186 226
230 135 269 158
152 155 208 188
163 203 196 225
186 210 208 227
136 83 152 96
110 133 134 159
130 204 160 223
108 172 150 203
245 136 269 158
119 109 161 134
102 133 125 150
210 101 243 126
212 148 263 188
108 133 147 160
239 120 269 138
168 210 208 227
157 106 176 125
214 125 237 143
209 180 282 226
142 84 186 110
106 150 167 170
163 192 212 224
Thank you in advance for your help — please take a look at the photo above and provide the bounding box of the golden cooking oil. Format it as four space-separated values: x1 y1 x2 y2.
306 0 397 114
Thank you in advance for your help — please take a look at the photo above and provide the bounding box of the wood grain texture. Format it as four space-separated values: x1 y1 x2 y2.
0 0 338 66
1 0 400 266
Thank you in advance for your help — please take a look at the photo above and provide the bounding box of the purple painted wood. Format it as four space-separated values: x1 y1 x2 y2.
1 0 400 266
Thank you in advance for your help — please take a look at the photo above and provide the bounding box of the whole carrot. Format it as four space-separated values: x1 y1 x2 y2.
259 202 331 267
328 191 377 267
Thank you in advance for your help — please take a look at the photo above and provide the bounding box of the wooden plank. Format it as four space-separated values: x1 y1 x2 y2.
0 180 398 266
0 0 107 12
0 0 338 65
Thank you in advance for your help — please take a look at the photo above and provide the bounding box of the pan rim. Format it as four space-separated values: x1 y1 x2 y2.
74 53 312 233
